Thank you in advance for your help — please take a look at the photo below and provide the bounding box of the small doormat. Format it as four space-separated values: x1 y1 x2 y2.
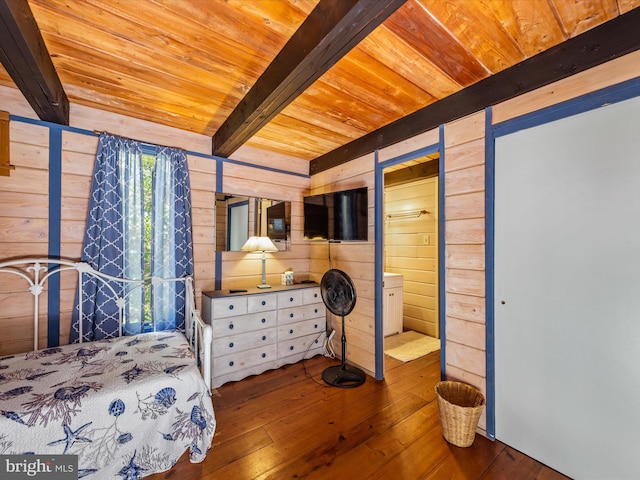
384 331 440 362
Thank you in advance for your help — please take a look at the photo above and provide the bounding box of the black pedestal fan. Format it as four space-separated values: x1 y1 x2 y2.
320 269 366 388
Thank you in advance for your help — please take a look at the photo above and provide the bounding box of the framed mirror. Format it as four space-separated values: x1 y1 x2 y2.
215 193 291 251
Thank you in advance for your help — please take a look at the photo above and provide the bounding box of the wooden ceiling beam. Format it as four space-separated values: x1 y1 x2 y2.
0 0 69 125
310 7 640 175
212 0 408 158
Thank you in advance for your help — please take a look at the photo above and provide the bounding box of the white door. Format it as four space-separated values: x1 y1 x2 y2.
494 95 640 479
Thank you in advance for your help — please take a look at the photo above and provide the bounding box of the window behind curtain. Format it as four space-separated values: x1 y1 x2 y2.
71 134 193 343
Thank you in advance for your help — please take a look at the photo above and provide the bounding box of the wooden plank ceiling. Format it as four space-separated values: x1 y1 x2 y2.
0 0 639 174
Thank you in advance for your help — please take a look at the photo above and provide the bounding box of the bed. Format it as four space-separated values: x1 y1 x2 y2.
0 258 214 479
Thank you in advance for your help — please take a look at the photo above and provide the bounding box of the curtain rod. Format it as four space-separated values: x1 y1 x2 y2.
93 130 186 152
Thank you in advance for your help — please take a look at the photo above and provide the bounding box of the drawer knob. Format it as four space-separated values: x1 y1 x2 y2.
229 305 234 310
314 324 318 329
289 346 294 351
289 329 293 334
289 297 293 302
229 342 234 348
262 335 266 341
314 293 318 298
289 313 294 318
229 361 234 367
314 308 318 313
314 339 319 344
228 323 234 330
261 318 266 323
261 300 266 306
262 353 266 358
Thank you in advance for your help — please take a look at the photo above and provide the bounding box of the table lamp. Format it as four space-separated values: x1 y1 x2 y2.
241 236 278 288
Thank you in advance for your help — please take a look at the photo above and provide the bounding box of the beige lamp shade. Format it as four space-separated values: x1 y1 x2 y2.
241 236 278 288
241 236 278 253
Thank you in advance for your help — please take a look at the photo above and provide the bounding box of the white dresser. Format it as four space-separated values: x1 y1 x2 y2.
202 284 326 388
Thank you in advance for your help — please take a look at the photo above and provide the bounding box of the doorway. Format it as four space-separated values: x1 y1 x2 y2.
381 154 440 372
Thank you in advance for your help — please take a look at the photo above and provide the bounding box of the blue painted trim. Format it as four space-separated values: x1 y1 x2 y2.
438 124 446 380
492 76 640 138
484 107 496 440
374 150 384 380
216 159 223 195
140 143 155 156
376 144 439 169
223 157 310 179
9 115 309 178
10 114 100 138
215 251 222 291
47 127 63 347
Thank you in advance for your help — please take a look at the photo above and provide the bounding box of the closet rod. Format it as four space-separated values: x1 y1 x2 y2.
385 209 428 219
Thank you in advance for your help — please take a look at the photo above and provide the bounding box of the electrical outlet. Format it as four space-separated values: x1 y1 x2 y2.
423 235 430 245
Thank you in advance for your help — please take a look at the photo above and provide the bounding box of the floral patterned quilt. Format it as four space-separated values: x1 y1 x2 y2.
0 331 215 479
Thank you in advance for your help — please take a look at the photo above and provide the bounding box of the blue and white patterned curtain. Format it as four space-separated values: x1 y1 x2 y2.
70 134 194 342
151 145 193 331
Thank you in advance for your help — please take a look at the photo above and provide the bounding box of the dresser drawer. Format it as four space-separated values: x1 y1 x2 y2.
213 327 276 356
278 303 325 325
277 318 324 340
212 296 248 318
248 293 277 312
302 287 322 304
211 310 277 336
214 344 278 377
278 333 323 359
277 289 304 308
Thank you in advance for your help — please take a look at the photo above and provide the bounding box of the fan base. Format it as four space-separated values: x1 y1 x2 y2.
322 364 366 388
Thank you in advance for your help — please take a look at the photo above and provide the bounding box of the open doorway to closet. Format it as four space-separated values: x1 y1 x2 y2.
382 153 440 373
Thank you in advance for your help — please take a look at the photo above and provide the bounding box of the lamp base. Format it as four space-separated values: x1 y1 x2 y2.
257 284 271 289
322 364 366 388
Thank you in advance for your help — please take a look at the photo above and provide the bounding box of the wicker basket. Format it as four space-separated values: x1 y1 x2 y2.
435 381 485 447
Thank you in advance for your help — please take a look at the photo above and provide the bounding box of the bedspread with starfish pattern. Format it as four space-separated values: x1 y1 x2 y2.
0 331 215 479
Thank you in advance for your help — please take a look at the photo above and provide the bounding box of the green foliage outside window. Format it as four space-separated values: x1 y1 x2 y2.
142 153 154 329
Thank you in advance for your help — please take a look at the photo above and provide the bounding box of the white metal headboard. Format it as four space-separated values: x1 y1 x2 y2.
0 257 212 389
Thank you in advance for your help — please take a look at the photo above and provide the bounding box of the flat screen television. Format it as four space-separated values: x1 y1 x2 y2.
303 187 367 241
333 187 368 241
266 202 287 240
303 194 330 240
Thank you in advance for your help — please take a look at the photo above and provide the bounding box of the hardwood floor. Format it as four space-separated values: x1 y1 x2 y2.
148 352 570 480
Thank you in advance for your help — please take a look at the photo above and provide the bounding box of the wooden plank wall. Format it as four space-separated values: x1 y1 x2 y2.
384 177 439 338
58 131 96 347
442 111 487 431
0 85 311 355
0 117 50 354
308 154 376 374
